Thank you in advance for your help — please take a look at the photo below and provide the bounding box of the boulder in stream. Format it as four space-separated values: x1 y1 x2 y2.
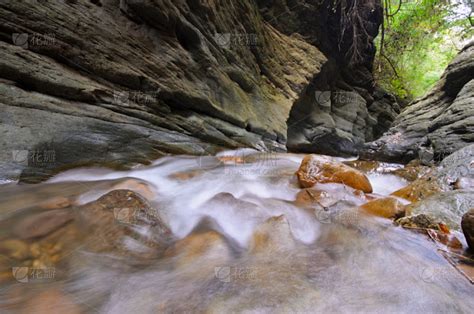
77 189 171 261
296 155 373 193
360 197 406 219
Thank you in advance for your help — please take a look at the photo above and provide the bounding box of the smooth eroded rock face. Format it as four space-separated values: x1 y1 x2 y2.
362 42 474 163
461 209 474 250
0 0 326 183
296 155 373 193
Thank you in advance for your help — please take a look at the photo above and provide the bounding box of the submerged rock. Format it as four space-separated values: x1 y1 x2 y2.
249 215 296 253
461 209 474 250
13 209 74 240
343 160 380 173
111 178 155 200
294 185 368 215
296 155 373 193
77 190 171 260
165 230 230 268
391 160 430 182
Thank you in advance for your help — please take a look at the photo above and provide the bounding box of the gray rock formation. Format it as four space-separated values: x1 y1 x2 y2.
286 70 400 156
0 0 396 182
401 145 474 230
0 0 326 182
279 0 400 156
362 42 474 163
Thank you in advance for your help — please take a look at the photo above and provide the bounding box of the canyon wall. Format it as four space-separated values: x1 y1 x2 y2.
0 0 393 182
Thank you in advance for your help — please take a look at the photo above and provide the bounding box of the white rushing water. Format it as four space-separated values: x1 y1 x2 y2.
0 150 473 313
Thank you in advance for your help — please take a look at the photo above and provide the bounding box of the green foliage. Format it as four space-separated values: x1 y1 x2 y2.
375 0 473 100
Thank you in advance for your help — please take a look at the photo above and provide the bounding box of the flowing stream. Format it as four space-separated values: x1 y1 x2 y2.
0 150 473 313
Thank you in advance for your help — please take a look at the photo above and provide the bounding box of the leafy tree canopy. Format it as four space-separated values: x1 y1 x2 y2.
375 0 473 101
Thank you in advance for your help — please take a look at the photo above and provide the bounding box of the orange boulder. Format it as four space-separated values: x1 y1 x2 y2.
296 155 373 193
360 197 406 219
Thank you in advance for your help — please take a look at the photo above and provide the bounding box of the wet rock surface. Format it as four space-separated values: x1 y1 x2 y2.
296 155 373 193
360 197 406 219
77 189 172 260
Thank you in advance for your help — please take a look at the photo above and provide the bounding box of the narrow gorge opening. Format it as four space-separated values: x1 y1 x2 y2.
285 0 473 161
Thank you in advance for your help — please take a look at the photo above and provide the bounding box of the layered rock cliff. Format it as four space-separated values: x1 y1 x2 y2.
0 0 324 182
0 0 392 182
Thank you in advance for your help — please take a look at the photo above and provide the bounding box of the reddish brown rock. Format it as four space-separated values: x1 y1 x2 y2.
461 209 474 250
426 229 463 252
360 197 406 219
296 155 373 193
165 230 228 267
78 190 171 260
